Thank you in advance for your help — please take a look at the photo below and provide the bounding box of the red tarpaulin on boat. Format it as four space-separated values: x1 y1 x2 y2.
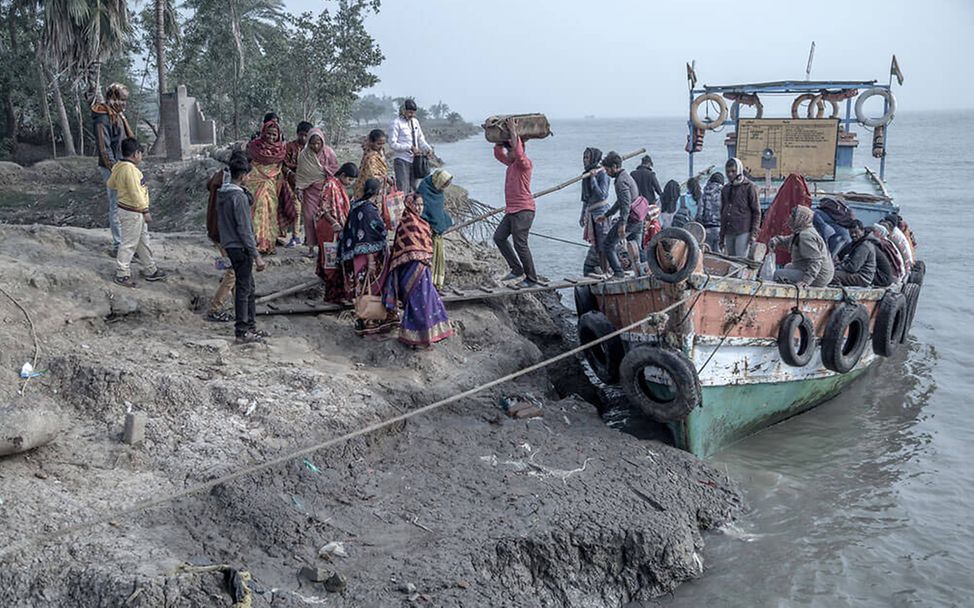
757 173 812 264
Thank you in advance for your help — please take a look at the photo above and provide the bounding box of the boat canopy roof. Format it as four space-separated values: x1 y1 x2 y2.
698 80 880 94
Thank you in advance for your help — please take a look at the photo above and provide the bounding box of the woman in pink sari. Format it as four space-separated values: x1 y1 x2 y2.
245 120 287 254
294 127 339 257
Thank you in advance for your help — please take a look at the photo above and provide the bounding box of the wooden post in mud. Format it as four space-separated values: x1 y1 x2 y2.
443 147 647 236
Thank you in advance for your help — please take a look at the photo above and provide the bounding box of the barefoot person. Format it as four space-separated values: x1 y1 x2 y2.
109 138 167 287
92 83 135 257
218 154 267 344
492 117 543 287
383 193 453 348
315 162 359 303
281 121 313 247
244 118 287 254
295 127 339 258
417 168 454 289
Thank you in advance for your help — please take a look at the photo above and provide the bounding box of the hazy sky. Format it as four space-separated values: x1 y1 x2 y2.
286 0 973 119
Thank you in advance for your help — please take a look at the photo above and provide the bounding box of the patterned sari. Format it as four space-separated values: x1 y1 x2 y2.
314 177 352 302
383 195 453 347
245 121 286 254
337 197 397 334
354 149 388 200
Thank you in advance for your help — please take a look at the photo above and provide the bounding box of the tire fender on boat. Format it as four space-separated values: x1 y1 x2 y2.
908 259 925 286
821 303 871 373
574 284 597 317
872 292 907 357
730 98 764 120
900 282 921 344
646 227 702 284
578 311 625 385
855 88 897 127
620 346 702 423
777 311 816 367
691 93 729 131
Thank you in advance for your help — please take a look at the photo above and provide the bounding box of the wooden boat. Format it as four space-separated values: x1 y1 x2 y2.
576 67 923 458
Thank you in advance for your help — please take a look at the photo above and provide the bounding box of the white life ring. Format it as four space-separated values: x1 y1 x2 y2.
806 94 841 119
791 94 824 119
691 93 729 131
855 88 896 127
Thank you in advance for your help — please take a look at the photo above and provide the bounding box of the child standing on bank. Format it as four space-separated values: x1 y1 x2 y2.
109 138 167 287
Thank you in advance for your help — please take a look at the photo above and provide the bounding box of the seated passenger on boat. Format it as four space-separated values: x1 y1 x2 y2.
879 214 914 269
767 206 834 287
831 220 877 287
812 197 855 256
869 223 905 286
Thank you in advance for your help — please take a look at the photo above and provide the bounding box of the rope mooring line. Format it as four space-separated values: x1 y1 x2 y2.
0 293 694 562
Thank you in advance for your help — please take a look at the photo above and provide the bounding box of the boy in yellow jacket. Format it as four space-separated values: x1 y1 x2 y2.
108 138 167 287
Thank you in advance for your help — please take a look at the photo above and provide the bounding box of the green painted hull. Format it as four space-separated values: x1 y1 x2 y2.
669 366 870 458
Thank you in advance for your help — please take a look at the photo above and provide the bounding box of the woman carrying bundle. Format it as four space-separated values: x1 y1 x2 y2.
383 193 453 348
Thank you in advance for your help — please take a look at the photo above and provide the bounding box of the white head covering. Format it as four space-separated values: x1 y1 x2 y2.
728 157 745 185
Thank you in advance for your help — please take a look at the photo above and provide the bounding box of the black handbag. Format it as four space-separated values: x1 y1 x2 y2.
410 119 430 178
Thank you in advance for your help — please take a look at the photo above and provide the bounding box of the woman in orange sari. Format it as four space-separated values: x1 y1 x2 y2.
245 120 287 254
353 129 392 199
314 162 358 302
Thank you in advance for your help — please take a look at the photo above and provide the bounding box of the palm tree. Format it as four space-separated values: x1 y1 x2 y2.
150 0 178 153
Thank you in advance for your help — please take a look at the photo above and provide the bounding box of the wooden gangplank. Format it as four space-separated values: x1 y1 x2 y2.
256 276 604 316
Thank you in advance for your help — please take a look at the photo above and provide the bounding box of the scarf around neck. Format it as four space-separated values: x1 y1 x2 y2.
247 120 286 165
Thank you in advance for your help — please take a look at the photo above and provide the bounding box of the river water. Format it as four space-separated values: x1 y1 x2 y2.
435 112 974 607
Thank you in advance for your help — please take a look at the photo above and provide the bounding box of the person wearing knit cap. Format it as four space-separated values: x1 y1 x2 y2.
768 205 834 287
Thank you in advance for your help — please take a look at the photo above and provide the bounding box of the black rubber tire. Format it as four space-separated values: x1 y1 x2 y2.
908 259 925 286
872 292 907 357
646 227 701 284
821 303 871 373
574 284 597 317
777 311 816 367
620 346 701 423
900 282 921 343
578 311 625 385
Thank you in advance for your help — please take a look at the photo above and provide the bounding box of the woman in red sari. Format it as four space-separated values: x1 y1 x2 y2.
314 162 358 302
245 120 287 254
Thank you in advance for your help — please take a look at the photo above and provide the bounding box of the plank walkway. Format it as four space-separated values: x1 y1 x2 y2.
256 276 605 316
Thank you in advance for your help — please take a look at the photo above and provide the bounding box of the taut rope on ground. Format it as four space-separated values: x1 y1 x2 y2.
0 284 40 395
0 292 693 562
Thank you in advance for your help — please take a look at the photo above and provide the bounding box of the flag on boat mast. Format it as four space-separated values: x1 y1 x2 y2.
687 61 697 90
890 54 904 85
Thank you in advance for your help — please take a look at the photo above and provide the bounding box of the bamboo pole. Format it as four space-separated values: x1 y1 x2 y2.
444 147 647 235
255 279 321 305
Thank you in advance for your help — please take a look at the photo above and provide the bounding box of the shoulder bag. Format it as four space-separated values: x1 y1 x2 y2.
410 119 430 179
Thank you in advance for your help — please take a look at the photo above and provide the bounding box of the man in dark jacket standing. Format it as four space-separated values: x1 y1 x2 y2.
92 83 135 257
631 155 662 204
832 220 877 287
719 157 761 257
217 155 268 344
599 152 643 279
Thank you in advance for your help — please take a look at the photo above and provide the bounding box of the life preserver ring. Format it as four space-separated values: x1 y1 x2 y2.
578 311 625 385
821 303 870 373
691 93 729 131
872 292 907 357
574 284 597 317
806 94 841 119
855 88 896 127
620 346 701 422
791 93 824 119
646 227 701 284
777 311 816 367
899 282 921 344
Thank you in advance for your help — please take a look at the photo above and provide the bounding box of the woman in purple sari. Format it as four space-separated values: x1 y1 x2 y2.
383 194 453 348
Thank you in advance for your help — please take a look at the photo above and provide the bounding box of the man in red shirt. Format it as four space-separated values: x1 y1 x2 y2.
493 118 544 287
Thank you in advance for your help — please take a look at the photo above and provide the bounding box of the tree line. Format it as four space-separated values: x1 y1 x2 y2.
0 0 386 161
350 94 465 127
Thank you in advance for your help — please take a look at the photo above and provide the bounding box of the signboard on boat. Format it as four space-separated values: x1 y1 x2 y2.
737 118 839 181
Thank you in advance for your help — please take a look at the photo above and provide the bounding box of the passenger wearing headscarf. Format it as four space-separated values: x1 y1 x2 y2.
315 162 359 302
768 205 834 287
870 223 905 285
295 127 339 255
696 172 724 252
382 193 453 348
719 157 761 257
417 168 454 288
244 119 288 254
879 215 914 269
579 147 611 277
337 178 397 335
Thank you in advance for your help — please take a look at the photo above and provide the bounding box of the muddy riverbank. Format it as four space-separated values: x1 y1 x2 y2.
0 157 742 606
